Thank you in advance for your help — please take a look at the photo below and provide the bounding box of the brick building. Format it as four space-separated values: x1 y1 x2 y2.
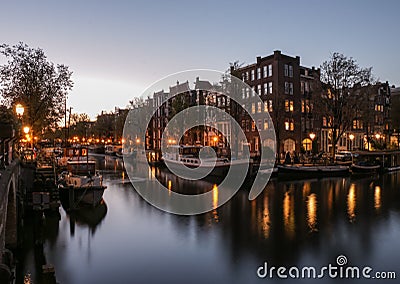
231 50 320 157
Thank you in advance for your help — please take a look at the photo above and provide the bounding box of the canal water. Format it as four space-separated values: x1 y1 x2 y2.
18 155 400 283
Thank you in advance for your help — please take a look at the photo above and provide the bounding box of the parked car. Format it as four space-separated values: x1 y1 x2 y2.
335 151 353 162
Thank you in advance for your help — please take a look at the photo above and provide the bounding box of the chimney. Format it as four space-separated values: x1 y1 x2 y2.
256 56 261 64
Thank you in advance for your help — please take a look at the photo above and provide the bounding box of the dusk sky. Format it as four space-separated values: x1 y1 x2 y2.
1 0 399 119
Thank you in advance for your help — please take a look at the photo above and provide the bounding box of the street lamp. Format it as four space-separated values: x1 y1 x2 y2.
349 134 355 151
375 133 381 140
309 133 316 141
23 126 30 134
15 104 25 117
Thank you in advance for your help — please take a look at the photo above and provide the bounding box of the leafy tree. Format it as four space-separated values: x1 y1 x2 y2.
391 91 400 149
0 42 73 137
315 53 374 158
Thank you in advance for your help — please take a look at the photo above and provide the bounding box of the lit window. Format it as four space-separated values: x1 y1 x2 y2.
257 102 262 113
257 84 261 95
285 119 290 130
264 119 269 130
242 73 245 81
246 71 249 81
264 101 268 112
285 100 289 112
263 66 267 78
268 82 273 94
290 100 294 112
252 86 256 96
246 88 250 98
251 121 256 131
251 103 255 114
301 100 305 113
268 64 272 77
251 69 255 81
269 100 273 112
257 67 261 79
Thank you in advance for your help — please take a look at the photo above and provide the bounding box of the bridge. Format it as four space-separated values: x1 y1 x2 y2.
0 125 21 282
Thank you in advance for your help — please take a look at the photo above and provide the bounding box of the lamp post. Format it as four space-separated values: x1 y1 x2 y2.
349 134 355 151
309 132 316 164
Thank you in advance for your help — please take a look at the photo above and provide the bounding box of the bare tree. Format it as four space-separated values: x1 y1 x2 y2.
315 53 374 158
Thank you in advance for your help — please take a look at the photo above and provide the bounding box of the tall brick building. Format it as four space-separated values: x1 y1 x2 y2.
231 50 320 157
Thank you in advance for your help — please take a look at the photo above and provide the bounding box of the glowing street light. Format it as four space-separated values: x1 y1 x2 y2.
23 126 30 134
309 133 316 140
349 134 355 151
15 104 25 117
375 133 381 140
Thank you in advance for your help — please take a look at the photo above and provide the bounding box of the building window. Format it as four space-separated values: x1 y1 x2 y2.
255 137 259 151
323 116 327 127
263 66 267 78
242 88 245 99
257 119 262 130
268 64 272 77
305 81 309 92
246 120 250 132
264 83 268 95
257 67 261 80
257 84 262 95
301 81 305 94
252 86 256 96
241 120 246 130
285 118 294 131
268 82 273 94
284 100 293 112
284 64 289 77
289 100 294 112
285 100 289 112
257 102 262 113
264 101 268 112
285 82 289 94
246 71 249 81
246 88 250 98
251 69 255 81
289 82 293 95
289 65 293 77
251 121 256 132
242 73 245 81
301 100 305 113
251 103 255 114
353 119 363 130
285 119 290 130
268 100 273 112
264 118 269 130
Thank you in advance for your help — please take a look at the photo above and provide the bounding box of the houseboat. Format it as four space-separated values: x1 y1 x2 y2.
57 148 106 208
277 164 350 179
161 145 251 177
351 150 400 174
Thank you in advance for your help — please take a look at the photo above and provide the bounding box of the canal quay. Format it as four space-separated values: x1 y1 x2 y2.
0 142 399 283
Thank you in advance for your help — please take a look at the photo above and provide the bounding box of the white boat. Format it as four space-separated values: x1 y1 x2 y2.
162 145 250 177
58 158 106 208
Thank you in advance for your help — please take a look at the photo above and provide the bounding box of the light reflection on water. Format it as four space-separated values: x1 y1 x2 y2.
17 156 400 284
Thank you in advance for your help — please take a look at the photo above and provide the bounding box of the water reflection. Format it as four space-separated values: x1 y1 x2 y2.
307 193 317 232
17 156 400 284
347 184 357 222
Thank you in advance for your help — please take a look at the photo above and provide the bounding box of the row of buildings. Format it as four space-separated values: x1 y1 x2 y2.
126 50 398 161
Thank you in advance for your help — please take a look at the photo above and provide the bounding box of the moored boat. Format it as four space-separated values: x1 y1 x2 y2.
57 150 106 208
277 164 349 178
162 145 251 178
